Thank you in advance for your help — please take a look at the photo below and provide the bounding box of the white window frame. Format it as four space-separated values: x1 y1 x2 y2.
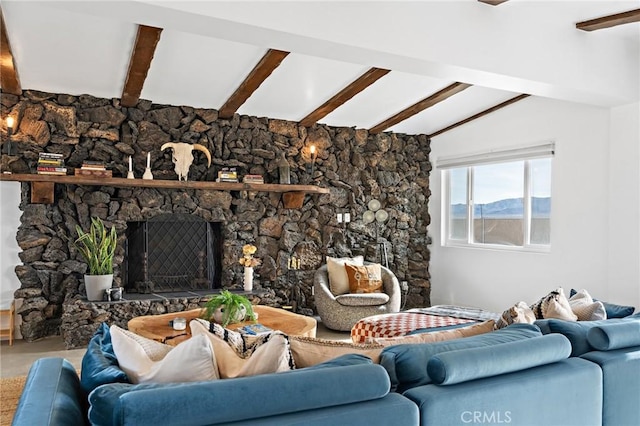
438 142 554 253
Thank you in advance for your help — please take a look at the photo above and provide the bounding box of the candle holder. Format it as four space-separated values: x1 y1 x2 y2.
142 168 153 180
127 170 135 179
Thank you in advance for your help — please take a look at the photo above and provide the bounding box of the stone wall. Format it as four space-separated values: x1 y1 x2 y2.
1 90 432 345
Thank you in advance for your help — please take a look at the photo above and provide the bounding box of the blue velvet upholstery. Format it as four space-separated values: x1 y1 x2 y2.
427 334 571 385
581 347 640 426
404 358 602 426
12 357 87 426
89 363 396 426
537 314 640 356
578 316 640 426
81 322 129 394
587 320 640 350
380 323 541 392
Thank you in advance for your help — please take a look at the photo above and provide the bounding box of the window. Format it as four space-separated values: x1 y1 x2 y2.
439 143 553 250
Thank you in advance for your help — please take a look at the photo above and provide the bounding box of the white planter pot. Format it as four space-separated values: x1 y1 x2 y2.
213 304 247 325
84 274 113 301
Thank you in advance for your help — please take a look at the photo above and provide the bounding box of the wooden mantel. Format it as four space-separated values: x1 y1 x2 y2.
0 173 330 209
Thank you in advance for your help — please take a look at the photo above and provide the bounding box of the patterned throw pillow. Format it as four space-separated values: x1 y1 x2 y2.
569 289 607 321
344 263 383 294
496 302 537 329
327 256 364 295
530 288 577 321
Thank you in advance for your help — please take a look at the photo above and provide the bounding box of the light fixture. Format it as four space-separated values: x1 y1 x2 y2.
4 116 15 155
363 199 390 268
6 116 14 137
309 144 317 176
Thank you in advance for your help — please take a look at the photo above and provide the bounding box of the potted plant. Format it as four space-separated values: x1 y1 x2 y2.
73 217 118 301
201 290 256 327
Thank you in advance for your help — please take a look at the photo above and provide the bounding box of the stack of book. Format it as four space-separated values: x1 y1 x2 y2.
216 167 239 183
242 174 264 184
74 160 112 177
37 153 67 175
238 323 273 337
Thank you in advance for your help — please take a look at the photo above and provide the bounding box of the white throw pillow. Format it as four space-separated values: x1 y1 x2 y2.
110 325 219 384
569 289 607 321
496 301 536 329
326 255 364 295
190 319 293 379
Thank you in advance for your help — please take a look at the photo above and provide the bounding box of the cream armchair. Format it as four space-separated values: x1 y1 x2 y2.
313 263 401 331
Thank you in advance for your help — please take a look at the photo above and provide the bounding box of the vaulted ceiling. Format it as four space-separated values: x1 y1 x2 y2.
1 1 639 139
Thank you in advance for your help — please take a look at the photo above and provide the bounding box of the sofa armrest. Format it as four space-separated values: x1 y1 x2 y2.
587 320 640 351
90 363 391 426
427 334 571 385
13 357 87 426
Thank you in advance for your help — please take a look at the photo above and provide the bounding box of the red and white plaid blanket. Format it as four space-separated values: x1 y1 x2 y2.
350 312 476 344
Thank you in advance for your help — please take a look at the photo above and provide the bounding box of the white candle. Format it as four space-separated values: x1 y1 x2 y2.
128 156 132 171
146 152 150 168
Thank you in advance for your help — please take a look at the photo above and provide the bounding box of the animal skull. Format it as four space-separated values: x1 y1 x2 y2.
161 142 212 181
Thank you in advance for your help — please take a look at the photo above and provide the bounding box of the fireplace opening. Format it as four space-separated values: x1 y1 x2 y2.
123 214 222 293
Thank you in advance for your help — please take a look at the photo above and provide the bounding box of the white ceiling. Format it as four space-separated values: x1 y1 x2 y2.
2 1 639 138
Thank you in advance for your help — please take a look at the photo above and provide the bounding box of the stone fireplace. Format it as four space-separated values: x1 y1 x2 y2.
124 214 222 293
3 90 433 348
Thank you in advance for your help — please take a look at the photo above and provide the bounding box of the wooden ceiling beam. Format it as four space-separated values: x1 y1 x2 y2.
478 0 509 6
576 8 640 31
0 9 22 96
429 94 530 138
299 67 390 128
121 25 163 108
369 82 471 134
219 49 289 119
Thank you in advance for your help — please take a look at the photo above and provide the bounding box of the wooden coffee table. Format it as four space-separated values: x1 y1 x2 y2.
127 305 317 346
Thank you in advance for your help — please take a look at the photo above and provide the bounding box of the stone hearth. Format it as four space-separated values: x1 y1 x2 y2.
3 90 432 348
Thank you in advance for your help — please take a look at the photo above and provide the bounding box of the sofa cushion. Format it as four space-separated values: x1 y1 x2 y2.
570 288 636 318
530 288 577 321
89 362 392 426
111 325 219 384
327 255 364 295
289 336 383 367
345 263 383 294
427 334 571 385
495 301 536 329
335 292 389 307
539 314 640 356
379 323 541 393
587 320 640 351
190 319 294 378
569 289 607 321
372 320 495 346
14 358 87 426
81 323 130 394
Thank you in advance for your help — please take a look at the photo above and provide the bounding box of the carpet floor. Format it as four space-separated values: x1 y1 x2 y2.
0 375 25 426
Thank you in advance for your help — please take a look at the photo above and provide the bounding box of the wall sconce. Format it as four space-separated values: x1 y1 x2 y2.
309 144 317 176
4 116 15 155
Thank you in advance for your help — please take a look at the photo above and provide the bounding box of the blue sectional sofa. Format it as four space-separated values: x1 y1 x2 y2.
12 317 640 426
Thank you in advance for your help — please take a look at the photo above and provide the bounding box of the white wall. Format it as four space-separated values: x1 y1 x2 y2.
0 181 23 339
429 97 640 313
607 102 640 307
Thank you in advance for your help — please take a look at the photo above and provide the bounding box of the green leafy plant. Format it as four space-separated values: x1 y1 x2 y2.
73 217 118 275
201 290 256 327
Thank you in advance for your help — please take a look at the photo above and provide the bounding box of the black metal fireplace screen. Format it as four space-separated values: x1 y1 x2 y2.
124 214 222 293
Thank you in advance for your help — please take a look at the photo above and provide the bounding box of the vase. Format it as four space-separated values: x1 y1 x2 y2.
244 266 254 292
84 274 114 301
